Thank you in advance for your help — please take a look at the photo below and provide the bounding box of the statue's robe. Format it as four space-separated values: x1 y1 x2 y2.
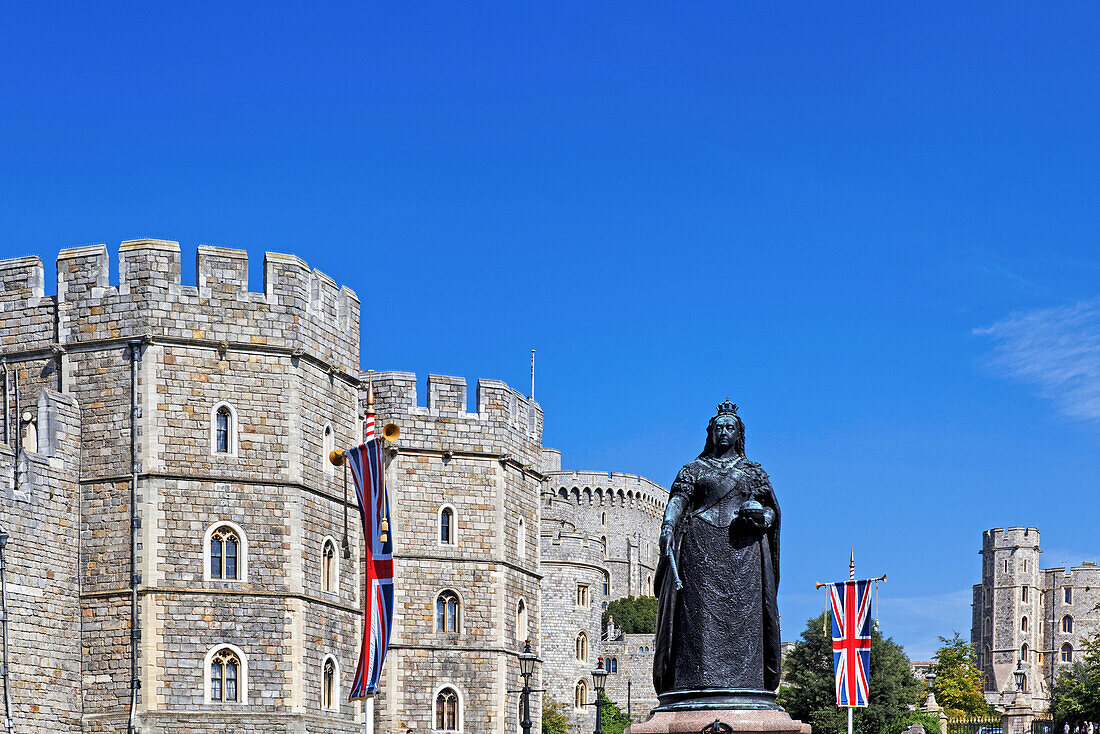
653 456 781 696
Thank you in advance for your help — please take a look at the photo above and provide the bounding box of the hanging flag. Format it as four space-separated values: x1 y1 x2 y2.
829 576 872 707
348 410 394 699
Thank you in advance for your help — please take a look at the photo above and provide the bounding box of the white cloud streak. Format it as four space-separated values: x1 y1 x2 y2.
976 300 1100 421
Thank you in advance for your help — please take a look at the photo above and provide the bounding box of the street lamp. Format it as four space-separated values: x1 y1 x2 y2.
925 670 936 693
592 657 608 734
518 640 538 734
1013 657 1026 692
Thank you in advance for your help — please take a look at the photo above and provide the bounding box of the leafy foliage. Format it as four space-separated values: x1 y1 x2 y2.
1049 632 1100 729
778 613 925 734
602 595 658 635
929 633 991 718
881 710 944 734
541 694 570 734
600 691 633 734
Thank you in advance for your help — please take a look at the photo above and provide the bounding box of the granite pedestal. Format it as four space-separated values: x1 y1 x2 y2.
627 708 811 734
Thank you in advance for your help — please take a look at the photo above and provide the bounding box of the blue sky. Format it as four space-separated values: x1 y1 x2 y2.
3 3 1099 660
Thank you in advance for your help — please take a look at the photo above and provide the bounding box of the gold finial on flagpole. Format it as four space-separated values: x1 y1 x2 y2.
367 371 375 416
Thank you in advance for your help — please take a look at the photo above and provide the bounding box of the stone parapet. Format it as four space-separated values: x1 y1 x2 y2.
0 241 362 373
366 370 543 465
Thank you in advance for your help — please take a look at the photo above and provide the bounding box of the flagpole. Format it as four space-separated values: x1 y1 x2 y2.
848 706 853 734
365 695 374 734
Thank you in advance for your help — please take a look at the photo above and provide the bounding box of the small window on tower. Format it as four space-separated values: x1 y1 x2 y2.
1065 587 1073 604
1021 586 1028 602
576 584 590 607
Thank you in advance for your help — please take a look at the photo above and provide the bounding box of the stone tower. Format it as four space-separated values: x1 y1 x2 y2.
0 240 673 734
974 527 1042 697
1 242 365 732
973 526 1100 708
366 371 544 734
540 469 667 727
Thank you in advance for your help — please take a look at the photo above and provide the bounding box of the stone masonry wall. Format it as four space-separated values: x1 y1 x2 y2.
367 371 543 734
1 243 365 733
602 633 658 721
0 390 82 734
539 531 606 734
974 526 1100 710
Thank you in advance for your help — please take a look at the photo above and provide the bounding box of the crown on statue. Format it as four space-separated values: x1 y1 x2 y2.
715 398 739 416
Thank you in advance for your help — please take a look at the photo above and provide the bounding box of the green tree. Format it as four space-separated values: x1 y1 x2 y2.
1049 632 1100 729
541 694 570 734
602 595 658 635
779 613 924 734
929 633 991 718
600 691 633 734
881 711 945 734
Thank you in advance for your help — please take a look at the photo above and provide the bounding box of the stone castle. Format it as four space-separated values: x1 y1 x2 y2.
0 241 667 734
972 526 1099 710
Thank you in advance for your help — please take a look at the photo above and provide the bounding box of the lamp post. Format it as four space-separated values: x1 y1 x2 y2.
592 657 608 734
518 640 538 734
1013 657 1026 692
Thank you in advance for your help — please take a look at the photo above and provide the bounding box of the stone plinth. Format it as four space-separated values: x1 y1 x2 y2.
627 709 811 734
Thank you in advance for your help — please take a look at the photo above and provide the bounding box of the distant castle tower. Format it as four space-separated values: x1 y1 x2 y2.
973 526 1100 709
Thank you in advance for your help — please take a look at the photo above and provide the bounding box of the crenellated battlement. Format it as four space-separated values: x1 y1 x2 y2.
983 526 1041 552
543 470 667 518
0 242 359 372
365 370 543 464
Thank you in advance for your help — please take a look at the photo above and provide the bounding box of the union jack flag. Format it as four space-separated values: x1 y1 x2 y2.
348 412 394 699
829 576 872 707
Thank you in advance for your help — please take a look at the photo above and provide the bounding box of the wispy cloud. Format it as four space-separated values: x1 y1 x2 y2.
975 300 1100 421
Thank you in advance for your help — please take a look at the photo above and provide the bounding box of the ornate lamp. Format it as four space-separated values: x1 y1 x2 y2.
519 639 537 678
1013 658 1026 691
518 640 540 734
925 670 935 692
592 656 608 693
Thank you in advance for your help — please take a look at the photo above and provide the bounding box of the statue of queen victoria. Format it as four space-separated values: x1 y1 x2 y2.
653 400 782 711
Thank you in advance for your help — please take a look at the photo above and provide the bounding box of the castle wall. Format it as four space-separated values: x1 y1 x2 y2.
602 633 658 721
368 371 544 734
0 390 82 734
0 242 676 734
1 243 365 733
542 471 666 601
539 531 606 733
539 470 667 728
973 526 1100 709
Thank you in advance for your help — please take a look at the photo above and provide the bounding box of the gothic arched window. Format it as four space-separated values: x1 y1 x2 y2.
516 599 527 642
207 524 244 581
211 402 238 456
439 506 455 545
206 646 245 703
1061 643 1073 662
435 687 460 731
322 656 338 710
574 680 588 711
576 631 589 663
436 591 460 632
1062 615 1073 634
321 537 337 592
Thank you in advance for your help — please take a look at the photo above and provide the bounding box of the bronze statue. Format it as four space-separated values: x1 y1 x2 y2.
653 400 782 711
